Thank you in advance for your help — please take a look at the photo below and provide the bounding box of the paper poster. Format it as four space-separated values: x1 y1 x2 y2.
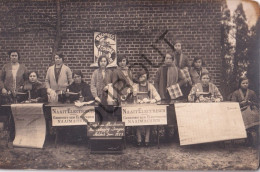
121 104 167 126
11 104 46 149
91 32 117 68
175 102 247 146
51 106 95 126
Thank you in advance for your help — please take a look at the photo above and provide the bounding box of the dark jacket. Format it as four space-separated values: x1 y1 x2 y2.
67 81 94 102
189 67 209 85
154 63 186 100
20 81 48 103
112 67 134 102
231 89 258 109
174 52 190 69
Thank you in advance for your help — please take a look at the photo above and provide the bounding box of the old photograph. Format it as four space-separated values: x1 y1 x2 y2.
0 0 259 170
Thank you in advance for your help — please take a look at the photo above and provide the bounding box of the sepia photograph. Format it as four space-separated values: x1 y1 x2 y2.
0 0 259 170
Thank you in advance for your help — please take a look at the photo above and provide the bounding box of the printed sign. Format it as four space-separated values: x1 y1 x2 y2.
91 32 117 68
121 104 167 126
87 122 125 137
51 106 95 126
175 102 247 146
11 104 46 148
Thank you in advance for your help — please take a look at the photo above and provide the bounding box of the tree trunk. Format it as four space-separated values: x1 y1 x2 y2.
51 0 61 62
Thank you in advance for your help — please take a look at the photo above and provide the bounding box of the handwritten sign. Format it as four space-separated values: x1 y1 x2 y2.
11 104 46 148
121 104 167 126
51 106 95 126
175 102 247 146
87 122 125 137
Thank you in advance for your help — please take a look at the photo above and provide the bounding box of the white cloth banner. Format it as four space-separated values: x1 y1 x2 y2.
11 103 46 148
121 104 167 126
175 102 247 146
52 106 95 126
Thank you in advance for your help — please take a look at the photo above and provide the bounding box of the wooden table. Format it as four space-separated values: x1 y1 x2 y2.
0 101 180 148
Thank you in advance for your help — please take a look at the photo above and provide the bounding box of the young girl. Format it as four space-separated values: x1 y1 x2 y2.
112 55 134 104
188 73 223 102
90 55 113 105
133 70 161 146
231 77 259 145
190 57 209 85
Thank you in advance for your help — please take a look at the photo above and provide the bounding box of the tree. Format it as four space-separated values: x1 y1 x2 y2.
52 0 62 59
220 1 234 99
232 3 250 90
247 18 260 95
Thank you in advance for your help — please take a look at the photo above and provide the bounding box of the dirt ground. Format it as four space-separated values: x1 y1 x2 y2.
0 135 259 170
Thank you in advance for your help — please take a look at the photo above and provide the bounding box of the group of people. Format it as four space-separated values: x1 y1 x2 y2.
0 39 258 146
0 45 225 105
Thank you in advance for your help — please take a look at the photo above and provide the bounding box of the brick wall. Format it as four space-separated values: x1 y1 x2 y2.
0 0 222 87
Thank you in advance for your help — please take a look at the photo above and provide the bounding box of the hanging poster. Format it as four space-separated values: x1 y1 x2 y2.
91 32 117 68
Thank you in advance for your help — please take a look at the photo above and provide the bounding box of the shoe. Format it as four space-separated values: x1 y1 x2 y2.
145 142 149 147
136 142 141 147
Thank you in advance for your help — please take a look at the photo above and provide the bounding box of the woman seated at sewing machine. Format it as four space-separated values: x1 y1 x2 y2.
66 70 94 103
188 72 223 102
133 70 161 104
19 71 48 103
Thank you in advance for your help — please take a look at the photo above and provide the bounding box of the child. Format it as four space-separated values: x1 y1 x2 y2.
133 70 161 146
231 77 259 146
190 57 209 85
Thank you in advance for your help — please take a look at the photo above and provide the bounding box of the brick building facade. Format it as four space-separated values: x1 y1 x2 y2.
0 0 222 88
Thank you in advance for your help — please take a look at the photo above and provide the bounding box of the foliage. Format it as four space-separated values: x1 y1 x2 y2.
232 3 250 89
247 19 260 95
221 2 258 97
220 1 234 99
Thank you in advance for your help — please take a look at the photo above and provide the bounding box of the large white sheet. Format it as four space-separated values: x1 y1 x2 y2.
11 103 46 148
175 102 247 146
